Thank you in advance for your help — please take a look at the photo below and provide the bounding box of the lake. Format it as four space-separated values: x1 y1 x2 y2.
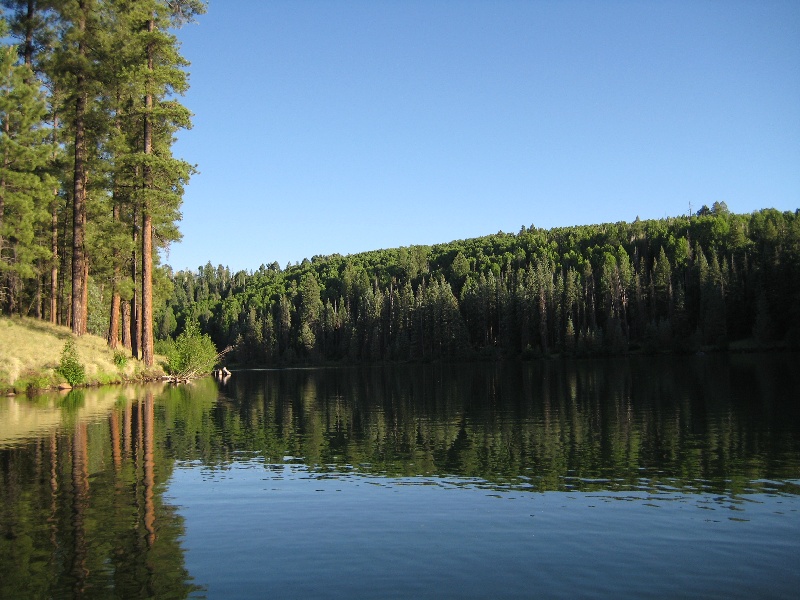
1 354 799 598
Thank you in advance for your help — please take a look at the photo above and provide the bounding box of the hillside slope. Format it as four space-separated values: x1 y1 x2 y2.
0 317 160 394
162 208 799 364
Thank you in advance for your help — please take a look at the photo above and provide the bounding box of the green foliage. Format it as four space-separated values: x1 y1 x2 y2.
57 339 86 386
161 209 799 364
0 0 204 358
0 41 53 312
163 321 218 377
113 351 128 369
15 371 54 394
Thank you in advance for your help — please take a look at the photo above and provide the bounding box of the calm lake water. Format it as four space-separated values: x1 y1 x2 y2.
1 354 799 599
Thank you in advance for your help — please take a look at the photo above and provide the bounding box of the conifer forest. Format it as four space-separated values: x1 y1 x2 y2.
0 0 204 366
167 204 799 364
0 3 798 366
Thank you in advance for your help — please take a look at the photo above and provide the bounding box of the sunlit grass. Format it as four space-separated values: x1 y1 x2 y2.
0 316 160 394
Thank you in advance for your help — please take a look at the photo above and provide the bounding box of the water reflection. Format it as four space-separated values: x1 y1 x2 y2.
1 355 798 598
200 354 800 497
0 382 210 599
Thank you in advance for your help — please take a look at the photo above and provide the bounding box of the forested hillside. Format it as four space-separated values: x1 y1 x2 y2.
0 0 204 366
161 205 800 364
1 6 796 367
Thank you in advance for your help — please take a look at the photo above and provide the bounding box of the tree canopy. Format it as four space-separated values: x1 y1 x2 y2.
159 209 800 364
0 0 204 366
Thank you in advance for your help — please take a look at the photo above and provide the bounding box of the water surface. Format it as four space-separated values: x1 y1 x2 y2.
1 354 799 598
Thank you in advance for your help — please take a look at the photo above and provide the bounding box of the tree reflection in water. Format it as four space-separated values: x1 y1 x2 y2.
178 354 800 496
1 354 799 598
0 384 207 599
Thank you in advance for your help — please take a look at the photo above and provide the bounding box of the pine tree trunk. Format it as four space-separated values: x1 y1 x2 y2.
49 108 60 324
121 299 131 350
108 201 121 347
0 118 8 310
70 6 88 336
59 205 70 327
0 181 5 309
130 206 139 358
23 0 35 67
36 267 42 318
109 288 120 348
50 199 58 324
140 17 155 367
142 213 153 365
81 256 88 333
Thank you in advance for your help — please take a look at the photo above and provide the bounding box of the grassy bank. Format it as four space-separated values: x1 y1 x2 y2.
0 316 163 395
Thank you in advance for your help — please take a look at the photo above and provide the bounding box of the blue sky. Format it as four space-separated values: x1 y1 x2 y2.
167 0 799 273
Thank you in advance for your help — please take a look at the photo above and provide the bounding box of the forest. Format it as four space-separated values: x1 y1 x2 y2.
162 204 799 364
0 0 205 366
0 4 797 367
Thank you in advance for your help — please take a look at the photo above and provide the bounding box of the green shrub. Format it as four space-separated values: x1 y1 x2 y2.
23 373 52 393
113 350 128 369
57 339 85 386
164 322 218 378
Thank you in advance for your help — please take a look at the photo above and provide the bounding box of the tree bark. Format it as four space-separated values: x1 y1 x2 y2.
50 198 58 323
59 200 70 327
130 204 139 358
109 287 120 347
108 202 120 348
141 17 155 366
142 212 153 365
36 266 42 318
50 110 60 324
70 3 88 336
23 0 35 67
80 254 88 334
121 298 131 350
0 115 8 310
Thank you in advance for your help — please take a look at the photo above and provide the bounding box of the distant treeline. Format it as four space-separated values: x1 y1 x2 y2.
161 205 800 363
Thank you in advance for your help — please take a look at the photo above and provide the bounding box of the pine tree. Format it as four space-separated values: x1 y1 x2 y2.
560 316 573 354
52 0 99 335
116 0 203 365
0 37 52 312
652 246 672 320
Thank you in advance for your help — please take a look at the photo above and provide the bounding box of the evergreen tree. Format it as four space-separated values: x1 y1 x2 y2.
652 246 672 320
0 36 51 312
121 0 202 365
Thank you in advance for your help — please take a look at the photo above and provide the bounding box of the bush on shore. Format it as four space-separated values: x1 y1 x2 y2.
158 321 219 379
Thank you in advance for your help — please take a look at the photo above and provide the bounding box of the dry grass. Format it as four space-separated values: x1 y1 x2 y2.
0 316 161 394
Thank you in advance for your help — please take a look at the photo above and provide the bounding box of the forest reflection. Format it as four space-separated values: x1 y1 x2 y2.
202 354 800 496
0 384 204 599
1 354 798 597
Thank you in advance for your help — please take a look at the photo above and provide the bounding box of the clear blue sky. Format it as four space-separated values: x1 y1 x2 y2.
166 0 799 273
